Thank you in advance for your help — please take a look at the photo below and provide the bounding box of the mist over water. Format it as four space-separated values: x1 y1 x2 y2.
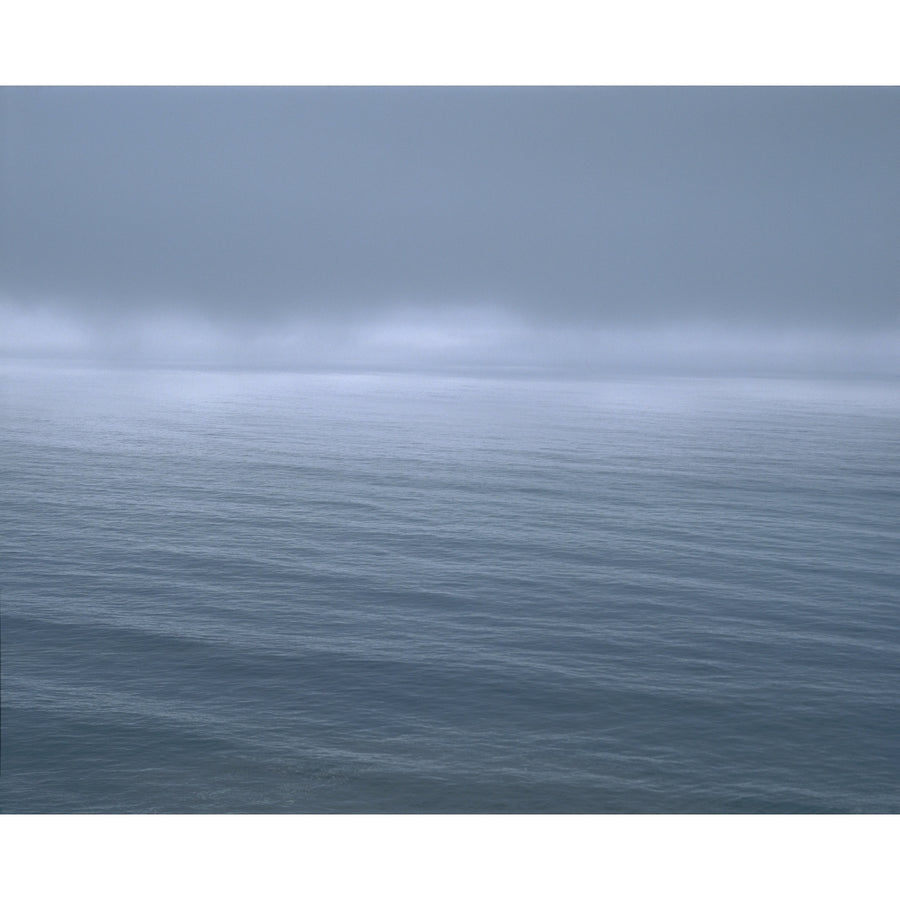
2 302 898 377
2 88 898 812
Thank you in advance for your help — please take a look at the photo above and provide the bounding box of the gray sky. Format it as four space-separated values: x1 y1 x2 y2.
1 87 897 368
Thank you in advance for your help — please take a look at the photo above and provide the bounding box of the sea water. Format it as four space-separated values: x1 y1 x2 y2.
1 364 898 812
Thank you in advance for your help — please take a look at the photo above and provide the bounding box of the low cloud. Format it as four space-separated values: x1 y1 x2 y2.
3 298 897 376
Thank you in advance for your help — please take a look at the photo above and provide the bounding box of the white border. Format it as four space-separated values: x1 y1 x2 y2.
2 815 899 899
1 1 898 85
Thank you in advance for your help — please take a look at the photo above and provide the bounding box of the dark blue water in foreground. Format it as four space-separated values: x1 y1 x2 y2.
2 365 898 813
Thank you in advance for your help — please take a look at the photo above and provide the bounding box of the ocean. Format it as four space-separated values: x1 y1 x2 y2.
1 363 898 813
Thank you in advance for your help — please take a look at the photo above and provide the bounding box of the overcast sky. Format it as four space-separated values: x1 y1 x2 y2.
1 87 897 369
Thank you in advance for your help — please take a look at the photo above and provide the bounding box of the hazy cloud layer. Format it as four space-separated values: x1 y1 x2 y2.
2 87 897 370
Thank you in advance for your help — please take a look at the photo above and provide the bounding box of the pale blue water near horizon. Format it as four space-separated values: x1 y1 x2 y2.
2 363 898 813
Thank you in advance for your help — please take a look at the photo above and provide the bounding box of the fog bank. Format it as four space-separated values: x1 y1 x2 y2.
2 300 896 376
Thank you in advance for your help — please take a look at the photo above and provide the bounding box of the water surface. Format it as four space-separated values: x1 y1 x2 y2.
2 365 898 812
